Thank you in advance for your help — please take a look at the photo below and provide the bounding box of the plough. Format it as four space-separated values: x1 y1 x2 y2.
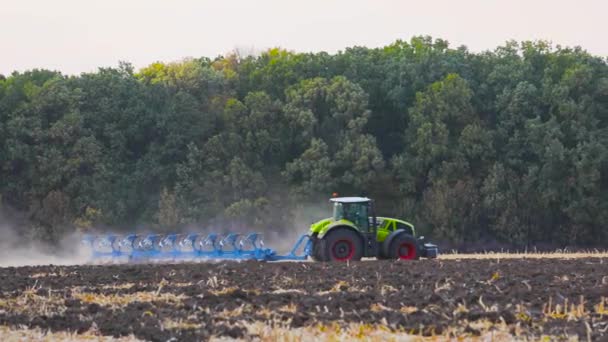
81 233 312 262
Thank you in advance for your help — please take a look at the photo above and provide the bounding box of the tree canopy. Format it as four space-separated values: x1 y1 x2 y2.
1 37 607 249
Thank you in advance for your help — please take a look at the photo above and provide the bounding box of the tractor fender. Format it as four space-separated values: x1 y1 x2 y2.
396 221 415 236
317 220 359 239
309 218 332 235
381 229 414 258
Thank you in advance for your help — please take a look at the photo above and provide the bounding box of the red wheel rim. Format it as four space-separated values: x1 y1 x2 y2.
331 239 354 261
397 242 416 260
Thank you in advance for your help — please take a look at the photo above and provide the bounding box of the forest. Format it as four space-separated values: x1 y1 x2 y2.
0 36 607 249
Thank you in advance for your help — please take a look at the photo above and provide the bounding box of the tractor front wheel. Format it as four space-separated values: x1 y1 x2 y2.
323 228 363 262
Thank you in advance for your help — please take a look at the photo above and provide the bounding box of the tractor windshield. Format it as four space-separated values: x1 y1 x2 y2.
333 202 344 221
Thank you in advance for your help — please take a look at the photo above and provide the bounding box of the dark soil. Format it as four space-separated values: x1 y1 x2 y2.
0 259 607 341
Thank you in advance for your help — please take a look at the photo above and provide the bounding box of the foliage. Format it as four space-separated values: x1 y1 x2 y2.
1 37 607 248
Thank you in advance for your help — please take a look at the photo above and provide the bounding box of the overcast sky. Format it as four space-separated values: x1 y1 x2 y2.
1 0 606 75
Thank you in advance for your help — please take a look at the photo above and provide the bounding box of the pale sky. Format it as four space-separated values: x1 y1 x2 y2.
1 0 606 75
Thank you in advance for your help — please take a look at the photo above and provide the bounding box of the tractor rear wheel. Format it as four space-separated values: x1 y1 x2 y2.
323 228 363 262
388 234 419 260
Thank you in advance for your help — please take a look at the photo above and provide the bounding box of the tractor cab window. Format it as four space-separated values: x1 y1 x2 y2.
352 204 369 231
333 202 344 221
334 202 369 232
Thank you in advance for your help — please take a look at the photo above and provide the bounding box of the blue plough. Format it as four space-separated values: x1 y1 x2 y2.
81 233 311 262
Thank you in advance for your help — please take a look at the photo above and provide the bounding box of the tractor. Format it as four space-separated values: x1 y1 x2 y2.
309 196 438 261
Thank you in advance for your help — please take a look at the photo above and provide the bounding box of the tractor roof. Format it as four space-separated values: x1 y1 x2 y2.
330 197 371 203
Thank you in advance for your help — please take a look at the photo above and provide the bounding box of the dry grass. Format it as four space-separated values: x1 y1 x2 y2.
215 304 250 319
0 288 66 316
99 283 137 290
0 285 189 316
162 319 202 330
278 303 298 314
74 291 186 308
237 321 525 342
596 297 608 315
542 296 588 320
0 325 140 341
29 270 78 279
318 280 367 295
270 288 307 295
400 306 418 314
370 303 392 312
439 251 608 260
209 286 261 296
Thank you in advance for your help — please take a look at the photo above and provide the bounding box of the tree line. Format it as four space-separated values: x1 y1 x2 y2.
1 36 607 249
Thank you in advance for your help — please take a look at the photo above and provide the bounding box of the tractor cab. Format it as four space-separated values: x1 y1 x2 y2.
330 197 373 232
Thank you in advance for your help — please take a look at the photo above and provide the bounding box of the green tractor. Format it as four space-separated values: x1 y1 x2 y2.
309 197 438 261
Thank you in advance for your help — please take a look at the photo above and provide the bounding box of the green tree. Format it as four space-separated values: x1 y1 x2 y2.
1 38 607 249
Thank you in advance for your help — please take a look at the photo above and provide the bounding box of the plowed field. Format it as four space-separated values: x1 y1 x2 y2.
1 258 607 341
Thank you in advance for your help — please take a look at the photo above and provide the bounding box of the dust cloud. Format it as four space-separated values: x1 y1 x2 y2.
263 203 330 254
0 223 90 267
0 201 334 267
